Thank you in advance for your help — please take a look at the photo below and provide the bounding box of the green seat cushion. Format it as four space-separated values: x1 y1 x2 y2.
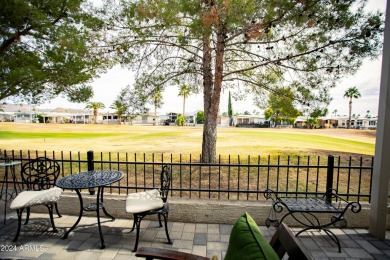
225 212 279 260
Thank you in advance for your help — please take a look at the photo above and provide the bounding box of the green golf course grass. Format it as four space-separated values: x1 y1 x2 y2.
0 123 375 157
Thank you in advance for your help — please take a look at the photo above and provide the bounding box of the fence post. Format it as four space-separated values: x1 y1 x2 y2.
87 150 95 195
326 155 334 203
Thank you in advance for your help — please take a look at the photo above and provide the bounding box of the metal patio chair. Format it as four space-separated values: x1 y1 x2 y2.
10 157 62 241
125 164 173 252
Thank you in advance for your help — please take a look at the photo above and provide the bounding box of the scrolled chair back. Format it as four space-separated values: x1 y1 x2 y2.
21 157 60 191
160 164 171 203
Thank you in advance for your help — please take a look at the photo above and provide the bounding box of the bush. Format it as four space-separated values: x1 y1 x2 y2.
37 114 44 123
306 118 319 129
176 114 184 126
196 111 204 124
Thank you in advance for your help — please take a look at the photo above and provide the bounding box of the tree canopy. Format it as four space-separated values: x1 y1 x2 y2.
110 98 127 125
264 87 301 125
118 85 149 124
93 0 383 162
0 0 110 104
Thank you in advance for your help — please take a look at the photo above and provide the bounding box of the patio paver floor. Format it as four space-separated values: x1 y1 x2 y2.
0 212 390 259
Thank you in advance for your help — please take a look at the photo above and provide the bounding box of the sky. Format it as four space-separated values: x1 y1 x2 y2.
38 0 387 118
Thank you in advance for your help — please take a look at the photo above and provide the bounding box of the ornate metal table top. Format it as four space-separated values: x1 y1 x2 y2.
56 170 124 189
279 197 342 213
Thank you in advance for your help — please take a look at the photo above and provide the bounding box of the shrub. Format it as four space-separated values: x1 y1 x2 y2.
196 111 204 124
176 114 184 126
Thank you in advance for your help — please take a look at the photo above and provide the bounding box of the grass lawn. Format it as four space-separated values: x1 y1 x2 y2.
0 123 375 157
0 123 375 200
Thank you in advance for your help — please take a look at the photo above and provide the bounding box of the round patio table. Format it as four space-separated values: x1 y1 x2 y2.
0 160 22 225
56 170 124 249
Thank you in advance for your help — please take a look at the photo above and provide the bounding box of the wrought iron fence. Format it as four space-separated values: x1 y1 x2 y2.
1 149 374 202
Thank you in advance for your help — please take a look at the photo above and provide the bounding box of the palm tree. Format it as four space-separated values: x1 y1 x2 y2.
85 101 105 124
366 110 371 118
343 87 361 129
332 109 338 118
151 87 163 126
178 84 191 125
110 100 127 125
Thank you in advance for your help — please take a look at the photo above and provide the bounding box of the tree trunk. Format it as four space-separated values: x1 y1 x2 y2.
201 27 225 163
93 108 98 124
154 104 158 126
201 33 215 163
182 96 186 126
348 98 352 129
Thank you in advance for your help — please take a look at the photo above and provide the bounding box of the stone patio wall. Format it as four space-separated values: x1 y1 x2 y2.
30 191 389 229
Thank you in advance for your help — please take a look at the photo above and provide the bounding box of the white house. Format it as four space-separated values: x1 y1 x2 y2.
332 116 377 129
363 117 378 130
231 115 269 127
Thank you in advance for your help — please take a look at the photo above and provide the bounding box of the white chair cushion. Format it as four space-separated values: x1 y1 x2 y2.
126 189 164 214
10 187 62 210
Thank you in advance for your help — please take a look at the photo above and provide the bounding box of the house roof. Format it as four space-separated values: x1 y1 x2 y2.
1 103 91 114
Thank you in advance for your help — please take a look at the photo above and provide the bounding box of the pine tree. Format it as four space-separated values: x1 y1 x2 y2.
105 0 384 162
228 91 233 126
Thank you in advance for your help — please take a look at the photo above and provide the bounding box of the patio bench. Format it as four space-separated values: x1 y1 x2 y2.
264 188 361 252
264 156 362 252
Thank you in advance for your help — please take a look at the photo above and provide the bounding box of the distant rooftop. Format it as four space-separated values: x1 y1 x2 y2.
1 103 90 114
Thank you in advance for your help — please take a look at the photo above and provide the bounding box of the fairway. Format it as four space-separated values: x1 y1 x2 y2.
0 123 375 157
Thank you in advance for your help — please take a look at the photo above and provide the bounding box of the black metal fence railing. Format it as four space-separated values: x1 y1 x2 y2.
1 149 374 202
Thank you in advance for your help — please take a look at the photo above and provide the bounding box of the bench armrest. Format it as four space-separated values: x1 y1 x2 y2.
270 223 313 260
